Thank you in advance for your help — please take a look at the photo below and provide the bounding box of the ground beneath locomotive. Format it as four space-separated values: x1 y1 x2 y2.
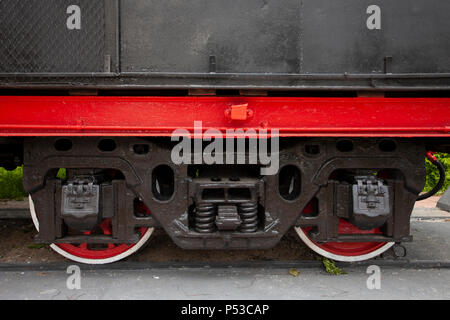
0 220 315 264
2 197 449 264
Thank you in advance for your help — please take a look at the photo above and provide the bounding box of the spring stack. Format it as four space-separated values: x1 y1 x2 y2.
238 202 259 233
194 203 216 233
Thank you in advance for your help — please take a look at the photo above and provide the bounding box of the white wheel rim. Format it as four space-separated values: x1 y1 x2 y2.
29 195 154 264
294 226 395 262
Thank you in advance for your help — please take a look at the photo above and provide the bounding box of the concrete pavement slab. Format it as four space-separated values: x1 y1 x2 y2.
0 266 448 300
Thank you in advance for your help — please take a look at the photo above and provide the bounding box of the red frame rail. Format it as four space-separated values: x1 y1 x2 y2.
0 96 449 137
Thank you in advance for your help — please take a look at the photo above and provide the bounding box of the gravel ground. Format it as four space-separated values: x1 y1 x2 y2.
0 219 316 264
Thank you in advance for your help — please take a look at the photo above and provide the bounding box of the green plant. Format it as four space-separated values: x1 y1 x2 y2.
423 153 450 195
56 168 67 180
318 257 347 275
0 166 28 200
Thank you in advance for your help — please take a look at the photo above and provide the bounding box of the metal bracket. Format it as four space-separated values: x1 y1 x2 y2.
350 175 391 230
215 205 242 231
353 176 389 216
61 177 100 231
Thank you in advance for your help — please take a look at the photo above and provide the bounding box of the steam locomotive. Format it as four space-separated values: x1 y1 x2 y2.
1 0 449 264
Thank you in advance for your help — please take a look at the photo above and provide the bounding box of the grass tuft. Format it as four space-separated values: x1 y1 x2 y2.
318 257 347 275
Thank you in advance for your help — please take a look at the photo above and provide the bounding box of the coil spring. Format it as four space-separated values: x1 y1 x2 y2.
195 203 216 233
239 202 259 233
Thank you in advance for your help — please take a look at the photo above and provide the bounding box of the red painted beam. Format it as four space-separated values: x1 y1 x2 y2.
0 96 449 137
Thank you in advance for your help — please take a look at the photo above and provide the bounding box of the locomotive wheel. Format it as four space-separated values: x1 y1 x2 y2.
294 219 394 262
29 196 154 264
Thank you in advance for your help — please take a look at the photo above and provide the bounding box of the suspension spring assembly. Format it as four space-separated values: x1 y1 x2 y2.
195 203 216 233
239 202 259 233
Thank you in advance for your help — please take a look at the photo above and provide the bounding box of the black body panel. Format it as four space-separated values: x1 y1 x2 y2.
1 0 449 91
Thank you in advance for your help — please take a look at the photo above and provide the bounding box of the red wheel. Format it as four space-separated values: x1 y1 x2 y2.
29 196 153 264
295 203 393 262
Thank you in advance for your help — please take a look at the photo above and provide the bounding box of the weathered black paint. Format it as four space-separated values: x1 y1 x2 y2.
0 0 449 90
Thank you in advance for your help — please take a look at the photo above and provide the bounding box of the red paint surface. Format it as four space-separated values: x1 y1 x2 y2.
1 96 449 137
